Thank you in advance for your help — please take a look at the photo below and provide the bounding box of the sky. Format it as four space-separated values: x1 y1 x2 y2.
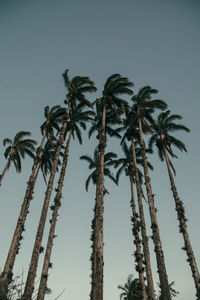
0 0 200 299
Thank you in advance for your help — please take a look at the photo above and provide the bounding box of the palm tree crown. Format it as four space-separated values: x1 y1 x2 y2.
97 73 134 119
63 69 97 108
114 142 153 183
149 110 190 170
40 138 63 185
2 131 37 174
65 103 95 144
118 275 144 300
40 105 65 140
130 86 167 134
80 149 118 192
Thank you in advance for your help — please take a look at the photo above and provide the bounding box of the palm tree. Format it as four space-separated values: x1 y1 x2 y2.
149 110 200 296
0 141 60 299
121 109 156 300
80 148 118 300
0 130 37 296
0 131 37 184
91 74 133 300
118 274 146 300
129 86 171 299
114 142 155 299
114 142 147 299
22 70 96 299
0 106 63 294
37 105 95 300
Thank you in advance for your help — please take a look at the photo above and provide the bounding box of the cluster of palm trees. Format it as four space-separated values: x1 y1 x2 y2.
0 69 199 300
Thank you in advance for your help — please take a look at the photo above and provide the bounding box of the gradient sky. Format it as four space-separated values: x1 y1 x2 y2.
0 0 200 299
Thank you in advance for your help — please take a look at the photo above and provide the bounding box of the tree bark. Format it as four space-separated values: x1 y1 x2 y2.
131 139 156 300
129 175 147 300
37 130 72 300
90 199 98 300
163 146 200 296
138 117 171 300
92 103 106 300
22 104 71 299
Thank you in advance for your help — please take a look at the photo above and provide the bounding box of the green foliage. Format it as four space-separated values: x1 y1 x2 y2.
149 110 190 173
118 274 144 300
40 105 65 138
40 138 63 184
65 103 95 144
62 69 97 108
130 86 167 135
80 148 118 192
95 73 133 120
2 131 37 173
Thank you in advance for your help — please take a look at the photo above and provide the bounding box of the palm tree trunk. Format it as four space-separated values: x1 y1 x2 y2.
0 162 41 298
0 130 48 299
92 103 106 300
129 175 147 300
90 199 98 300
0 164 41 298
138 117 171 300
37 130 72 300
163 146 200 296
0 132 47 289
131 139 156 300
22 104 71 299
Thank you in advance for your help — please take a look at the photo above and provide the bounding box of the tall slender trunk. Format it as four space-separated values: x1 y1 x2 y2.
92 103 106 300
22 104 71 299
129 175 147 300
90 200 98 300
131 139 156 300
138 117 171 300
0 164 41 297
0 134 46 296
37 130 72 300
163 146 200 296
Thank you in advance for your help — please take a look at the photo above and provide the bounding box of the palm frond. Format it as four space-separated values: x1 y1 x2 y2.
13 131 31 144
4 146 12 159
116 165 125 183
13 152 22 173
104 168 118 185
3 138 12 147
85 173 94 191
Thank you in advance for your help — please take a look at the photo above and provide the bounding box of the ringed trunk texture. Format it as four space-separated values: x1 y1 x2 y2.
92 103 106 300
0 165 40 298
163 147 200 296
129 176 147 300
90 136 104 299
0 157 43 297
90 200 98 300
37 130 72 300
131 139 155 300
22 105 70 299
138 117 171 300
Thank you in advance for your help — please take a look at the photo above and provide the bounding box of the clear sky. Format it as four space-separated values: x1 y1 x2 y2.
0 0 200 299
